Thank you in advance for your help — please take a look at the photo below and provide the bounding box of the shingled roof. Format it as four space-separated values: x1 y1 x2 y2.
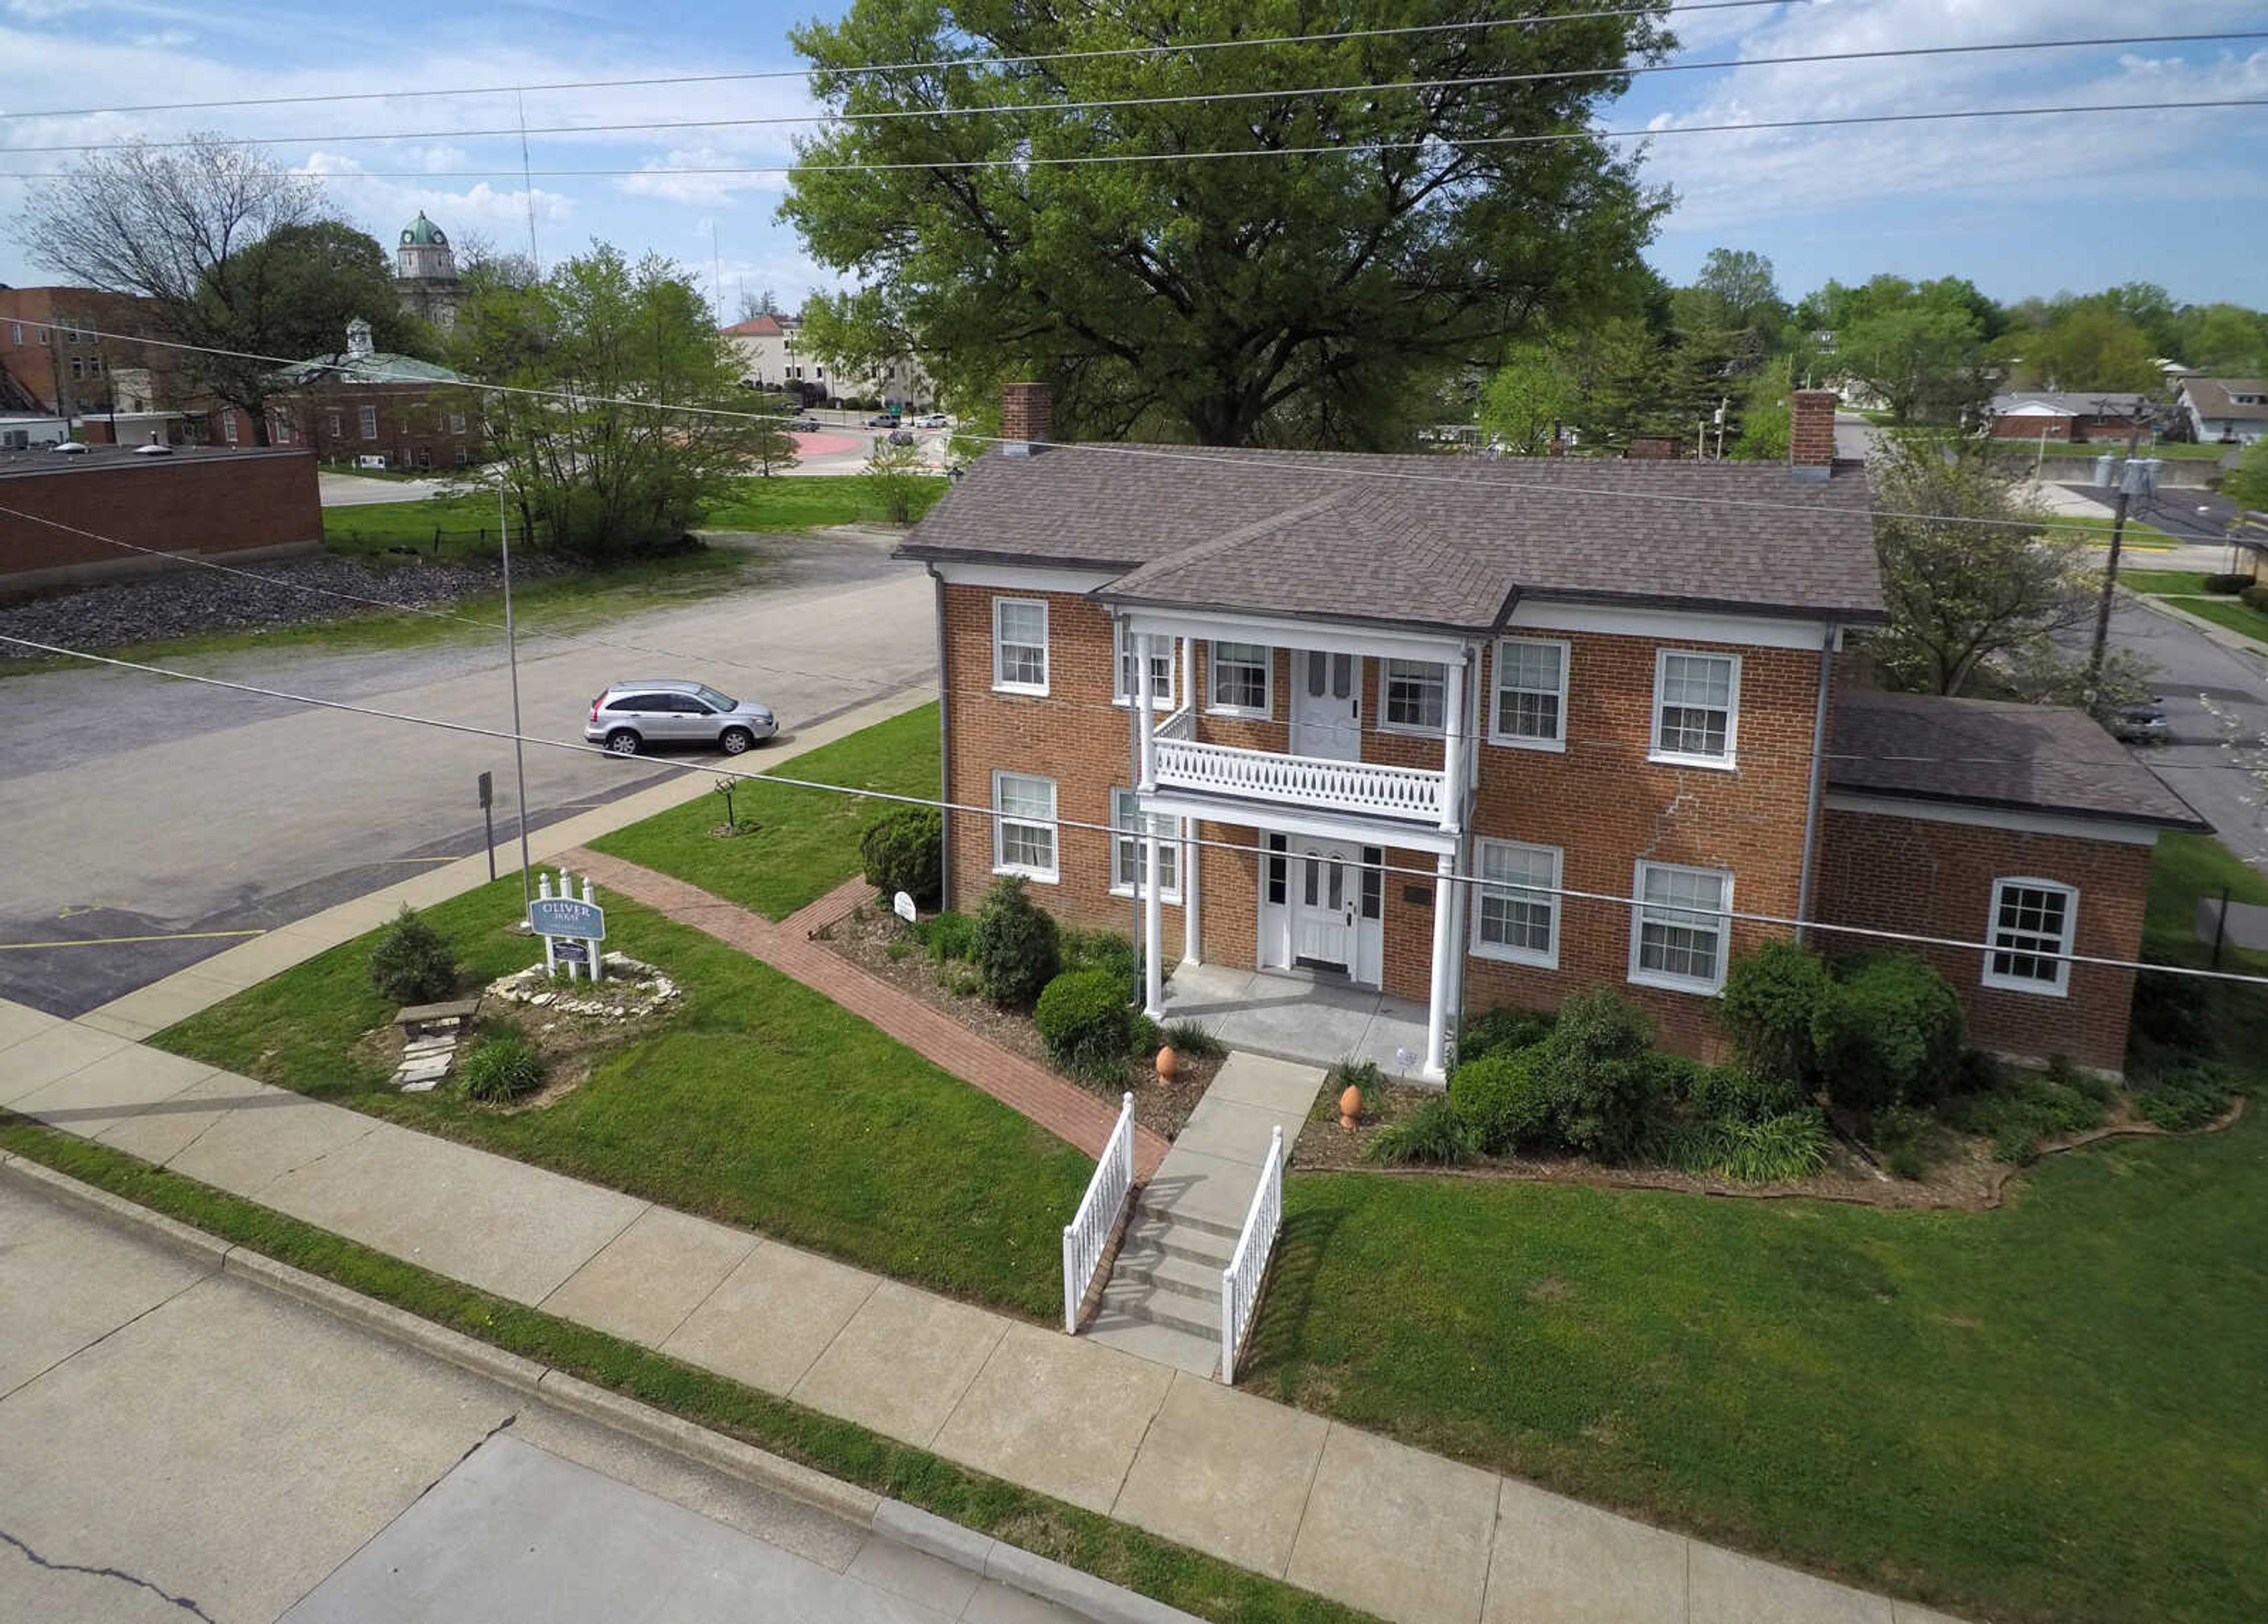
1827 689 2205 830
898 444 1885 630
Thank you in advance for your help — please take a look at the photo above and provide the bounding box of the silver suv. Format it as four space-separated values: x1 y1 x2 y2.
585 680 776 756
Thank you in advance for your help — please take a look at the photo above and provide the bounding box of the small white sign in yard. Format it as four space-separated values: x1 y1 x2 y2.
529 897 607 939
533 872 607 983
892 891 917 923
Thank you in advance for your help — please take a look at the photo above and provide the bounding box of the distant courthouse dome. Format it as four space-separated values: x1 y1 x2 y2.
401 212 449 248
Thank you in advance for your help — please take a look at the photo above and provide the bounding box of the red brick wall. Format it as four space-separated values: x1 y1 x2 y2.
1791 390 1839 467
1812 808 2149 1073
1990 415 2075 441
264 382 477 470
1461 631 1820 1058
0 451 322 577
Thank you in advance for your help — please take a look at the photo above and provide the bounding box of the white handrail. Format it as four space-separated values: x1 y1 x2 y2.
1220 1124 1286 1384
1156 705 1194 741
1062 1091 1138 1333
1154 736 1443 821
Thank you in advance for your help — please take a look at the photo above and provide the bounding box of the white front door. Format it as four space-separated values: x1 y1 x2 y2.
1292 839 1359 973
1291 650 1361 761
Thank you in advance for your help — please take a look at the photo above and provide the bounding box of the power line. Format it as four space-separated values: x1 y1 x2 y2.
9 33 2257 155
2 629 2256 987
0 2 1790 123
6 312 2215 547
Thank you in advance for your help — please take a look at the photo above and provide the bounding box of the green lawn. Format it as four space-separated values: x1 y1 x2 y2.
2149 594 2268 647
322 493 502 555
700 474 945 533
591 702 939 920
2121 569 2220 595
1241 836 2268 1624
151 875 1089 1320
2055 513 2178 549
1996 439 2233 462
2116 575 2268 647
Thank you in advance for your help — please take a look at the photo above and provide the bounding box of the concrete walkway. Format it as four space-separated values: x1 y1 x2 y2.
565 853 1170 1178
0 1000 1956 1624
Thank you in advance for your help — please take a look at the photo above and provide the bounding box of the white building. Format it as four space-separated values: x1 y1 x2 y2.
719 313 933 410
2175 377 2267 447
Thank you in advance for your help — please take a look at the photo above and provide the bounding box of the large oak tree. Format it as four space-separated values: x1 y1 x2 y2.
783 1 1673 447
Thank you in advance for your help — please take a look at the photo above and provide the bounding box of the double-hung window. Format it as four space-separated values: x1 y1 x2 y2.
1983 878 2075 995
1113 624 1175 707
1628 862 1732 992
1472 840 1560 967
992 771 1058 881
1381 659 1447 732
220 410 239 445
359 404 379 439
992 598 1048 694
1109 788 1180 901
449 412 467 435
1492 638 1568 749
1651 650 1739 766
1208 641 1271 716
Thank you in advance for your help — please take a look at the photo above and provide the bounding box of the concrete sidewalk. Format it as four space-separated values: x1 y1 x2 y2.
0 1001 1956 1624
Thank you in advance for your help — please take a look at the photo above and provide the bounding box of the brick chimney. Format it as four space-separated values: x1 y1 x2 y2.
1001 381 1051 456
1790 389 1837 479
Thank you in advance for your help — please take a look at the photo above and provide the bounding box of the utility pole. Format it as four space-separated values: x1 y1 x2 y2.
497 477 534 906
2085 415 2149 705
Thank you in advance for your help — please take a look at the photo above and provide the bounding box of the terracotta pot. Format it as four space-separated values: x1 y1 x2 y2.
1155 1045 1178 1081
1339 1084 1363 1128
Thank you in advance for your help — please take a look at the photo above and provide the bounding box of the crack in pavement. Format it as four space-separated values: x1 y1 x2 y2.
0 1526 217 1622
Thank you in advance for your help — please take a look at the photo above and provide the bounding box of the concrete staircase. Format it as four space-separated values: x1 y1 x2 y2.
1086 1052 1328 1378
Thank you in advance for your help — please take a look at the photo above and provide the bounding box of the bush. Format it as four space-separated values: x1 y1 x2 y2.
368 905 457 1004
920 911 976 964
1944 1069 2107 1161
1687 1063 1805 1126
460 1032 545 1103
2129 1061 2237 1132
1061 927 1140 999
1448 1050 1553 1155
1364 1097 1470 1166
936 959 983 999
1719 941 1830 1084
1869 1103 1933 1180
1710 1110 1830 1183
2202 572 2252 595
2130 967 2213 1055
973 878 1060 1006
859 807 942 910
1159 1019 1224 1059
1811 953 1965 1114
1325 1057 1386 1120
1457 1006 1553 1067
1035 968 1136 1083
1531 989 1660 1159
2241 583 2268 611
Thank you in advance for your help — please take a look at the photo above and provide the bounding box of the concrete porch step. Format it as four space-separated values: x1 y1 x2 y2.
1109 1246 1226 1304
1099 1274 1218 1341
1084 1309 1219 1378
1129 1195 1243 1244
1122 1213 1236 1269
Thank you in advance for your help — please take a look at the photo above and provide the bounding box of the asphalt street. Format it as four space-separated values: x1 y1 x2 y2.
0 530 933 1016
2105 593 2268 870
0 1175 1077 1624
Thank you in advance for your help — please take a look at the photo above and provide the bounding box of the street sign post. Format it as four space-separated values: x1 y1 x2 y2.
477 771 496 882
530 872 607 982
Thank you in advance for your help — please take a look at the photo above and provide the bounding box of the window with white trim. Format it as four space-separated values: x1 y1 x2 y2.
449 411 467 435
992 598 1048 694
1109 788 1181 901
1650 650 1738 765
1381 658 1447 732
326 409 343 439
1472 840 1560 967
1208 641 1271 716
1628 861 1732 992
992 771 1058 880
1113 624 1176 708
359 404 379 439
220 410 239 445
1492 638 1568 748
1984 878 2075 995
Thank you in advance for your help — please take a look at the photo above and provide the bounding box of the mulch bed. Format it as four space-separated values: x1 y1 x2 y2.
818 902 1217 1139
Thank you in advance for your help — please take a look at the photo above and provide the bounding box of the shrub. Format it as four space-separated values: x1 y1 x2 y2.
1869 1103 1933 1180
920 911 976 964
1061 927 1140 999
1457 1005 1553 1067
1325 1057 1386 1120
460 1032 544 1102
2242 583 2268 612
2130 1061 2237 1132
1159 1019 1224 1059
2130 967 2213 1055
973 878 1061 1006
1811 953 1965 1114
1945 1070 2107 1160
1711 1110 1830 1183
859 807 942 910
1130 1013 1161 1061
1719 941 1830 1084
1364 1097 1471 1166
1448 1050 1553 1155
2202 572 2251 595
1687 1063 1804 1125
936 959 983 998
369 905 456 1004
1531 989 1660 1159
1035 968 1136 1082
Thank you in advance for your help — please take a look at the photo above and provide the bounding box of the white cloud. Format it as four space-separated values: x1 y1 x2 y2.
617 146 792 206
5 0 96 21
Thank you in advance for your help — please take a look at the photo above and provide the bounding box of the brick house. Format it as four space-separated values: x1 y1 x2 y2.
253 317 477 469
900 387 2203 1078
1985 391 2155 444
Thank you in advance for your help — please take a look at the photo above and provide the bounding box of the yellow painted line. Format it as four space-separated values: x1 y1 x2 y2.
0 929 269 951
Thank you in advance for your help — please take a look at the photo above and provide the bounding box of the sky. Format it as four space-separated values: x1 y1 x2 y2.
1 0 2263 317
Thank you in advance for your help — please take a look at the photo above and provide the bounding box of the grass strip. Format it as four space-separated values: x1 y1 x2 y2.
0 1115 1374 1624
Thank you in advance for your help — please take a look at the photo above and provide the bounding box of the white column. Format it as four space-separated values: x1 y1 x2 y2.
1182 637 1201 964
1438 652 1468 832
1423 852 1456 1081
1139 632 1165 1016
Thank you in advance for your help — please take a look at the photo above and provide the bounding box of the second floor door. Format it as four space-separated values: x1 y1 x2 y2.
1292 651 1361 761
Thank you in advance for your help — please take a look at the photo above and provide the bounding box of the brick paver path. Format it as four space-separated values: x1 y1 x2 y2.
563 849 1168 1177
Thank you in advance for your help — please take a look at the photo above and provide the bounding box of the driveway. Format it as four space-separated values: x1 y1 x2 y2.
0 1175 1075 1624
317 471 452 507
0 532 933 1016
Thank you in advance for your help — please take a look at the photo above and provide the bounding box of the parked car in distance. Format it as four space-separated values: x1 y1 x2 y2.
887 428 917 446
585 680 777 756
2109 702 2172 745
789 418 822 433
865 412 900 428
916 413 949 428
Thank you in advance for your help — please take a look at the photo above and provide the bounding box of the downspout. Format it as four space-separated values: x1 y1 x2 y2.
1794 622 1838 947
926 563 953 909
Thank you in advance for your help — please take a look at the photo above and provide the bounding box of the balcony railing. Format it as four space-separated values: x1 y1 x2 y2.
1152 735 1446 823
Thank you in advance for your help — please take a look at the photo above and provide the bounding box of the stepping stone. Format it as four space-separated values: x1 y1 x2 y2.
395 1055 452 1087
399 1079 440 1093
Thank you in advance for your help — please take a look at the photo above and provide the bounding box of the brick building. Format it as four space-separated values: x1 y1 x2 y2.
1986 391 2155 444
0 446 321 591
901 386 2201 1078
256 317 477 470
0 286 194 445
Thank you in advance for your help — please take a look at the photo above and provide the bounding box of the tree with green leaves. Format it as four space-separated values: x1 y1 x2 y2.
2224 439 2268 513
783 0 1673 447
1476 344 1574 456
862 435 936 524
2006 303 2160 394
210 220 435 363
2177 302 2268 374
450 244 763 555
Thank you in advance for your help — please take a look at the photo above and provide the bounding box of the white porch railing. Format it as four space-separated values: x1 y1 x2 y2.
1154 736 1445 823
1220 1124 1286 1384
1062 1091 1138 1333
1157 705 1194 742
